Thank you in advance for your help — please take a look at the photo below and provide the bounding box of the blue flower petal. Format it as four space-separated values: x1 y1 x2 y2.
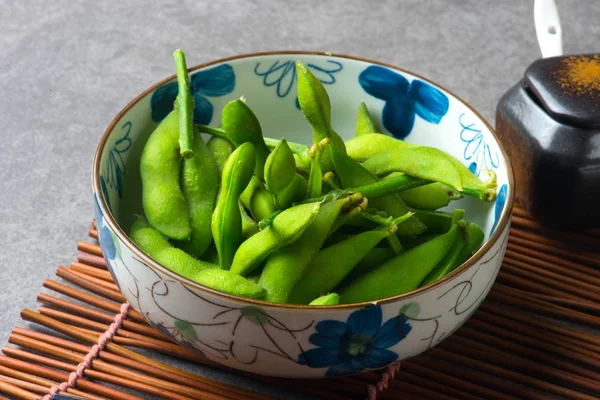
410 80 449 124
151 81 178 122
298 348 340 368
347 305 382 336
372 315 412 349
490 183 508 235
468 162 477 175
326 359 366 377
309 332 344 349
314 320 348 336
193 93 214 125
360 348 398 370
359 66 410 102
192 64 235 97
382 96 416 139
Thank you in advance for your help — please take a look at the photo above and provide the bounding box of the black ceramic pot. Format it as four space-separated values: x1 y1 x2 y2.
496 54 600 230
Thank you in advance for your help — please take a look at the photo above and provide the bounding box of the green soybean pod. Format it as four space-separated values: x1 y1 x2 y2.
258 198 348 303
339 224 460 303
355 102 381 136
239 202 259 240
230 202 321 276
174 127 219 258
264 137 312 169
221 98 270 180
457 222 485 264
330 146 426 237
140 110 191 240
240 176 277 222
211 142 256 269
362 146 463 191
289 226 393 304
129 217 218 278
399 182 463 210
264 138 296 193
192 269 266 299
420 234 466 286
309 293 339 306
275 174 308 209
345 133 414 162
207 136 235 177
445 155 497 202
351 172 427 199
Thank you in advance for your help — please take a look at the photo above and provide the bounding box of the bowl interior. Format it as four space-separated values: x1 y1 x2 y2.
95 51 511 284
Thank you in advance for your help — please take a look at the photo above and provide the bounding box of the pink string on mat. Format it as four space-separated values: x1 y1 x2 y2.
367 362 401 400
42 301 131 400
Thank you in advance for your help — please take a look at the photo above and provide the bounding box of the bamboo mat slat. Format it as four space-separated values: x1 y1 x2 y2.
0 204 598 400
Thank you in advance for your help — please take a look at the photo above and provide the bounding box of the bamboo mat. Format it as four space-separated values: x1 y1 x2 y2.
0 203 599 400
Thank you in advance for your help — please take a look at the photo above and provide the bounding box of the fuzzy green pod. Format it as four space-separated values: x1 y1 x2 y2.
258 198 348 303
211 142 256 269
309 293 339 306
355 102 381 136
289 226 393 304
221 99 270 179
140 110 191 240
339 223 460 303
230 202 321 276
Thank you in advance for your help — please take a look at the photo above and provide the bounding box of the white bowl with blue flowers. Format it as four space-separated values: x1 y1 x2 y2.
92 51 514 378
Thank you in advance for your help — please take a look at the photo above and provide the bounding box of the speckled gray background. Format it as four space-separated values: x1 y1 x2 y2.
0 0 598 398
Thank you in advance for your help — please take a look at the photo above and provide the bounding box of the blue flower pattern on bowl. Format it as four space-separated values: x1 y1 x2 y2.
358 66 449 139
298 304 411 376
100 121 132 208
490 184 508 236
150 64 235 124
459 113 500 177
254 60 342 109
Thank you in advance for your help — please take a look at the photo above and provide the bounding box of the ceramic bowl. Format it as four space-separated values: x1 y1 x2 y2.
92 51 514 378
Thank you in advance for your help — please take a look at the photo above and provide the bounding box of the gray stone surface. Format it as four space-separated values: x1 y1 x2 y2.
0 0 598 398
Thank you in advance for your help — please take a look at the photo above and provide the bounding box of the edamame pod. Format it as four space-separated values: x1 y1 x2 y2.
221 99 270 179
230 202 321 276
339 223 460 303
240 176 277 222
445 156 497 201
212 142 256 269
399 182 462 210
174 126 219 258
192 269 266 298
239 202 259 240
420 233 466 286
140 110 191 240
258 197 349 303
264 137 311 169
275 173 308 209
345 133 414 162
355 102 381 136
457 222 485 264
362 146 463 191
129 217 218 278
207 136 234 177
309 293 339 306
351 172 427 200
295 61 422 236
330 147 426 237
289 226 394 304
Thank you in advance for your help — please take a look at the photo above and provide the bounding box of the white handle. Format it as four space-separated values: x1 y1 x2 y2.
534 0 563 58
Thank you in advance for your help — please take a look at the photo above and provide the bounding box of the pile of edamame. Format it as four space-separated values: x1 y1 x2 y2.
130 50 497 306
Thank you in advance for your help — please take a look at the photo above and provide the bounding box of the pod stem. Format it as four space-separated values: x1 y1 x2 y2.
195 124 229 138
174 49 195 159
